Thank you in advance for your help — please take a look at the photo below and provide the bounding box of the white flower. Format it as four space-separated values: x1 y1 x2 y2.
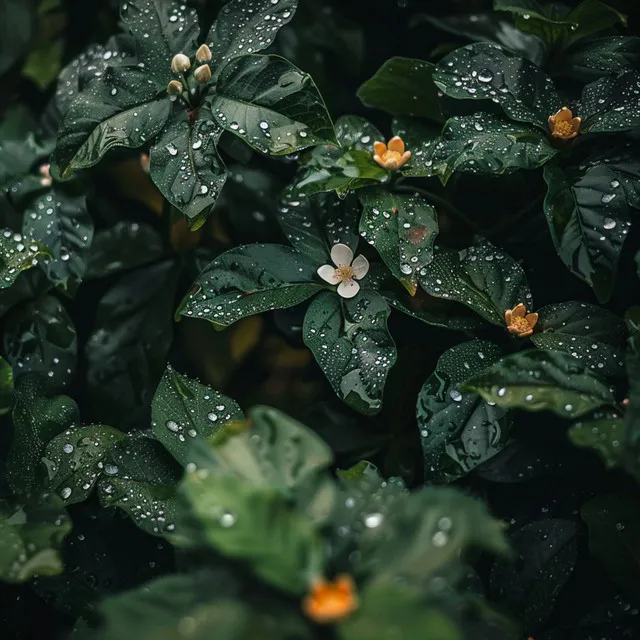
317 243 369 299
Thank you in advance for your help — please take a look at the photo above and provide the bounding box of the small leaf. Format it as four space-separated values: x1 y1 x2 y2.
0 228 49 289
463 349 615 418
569 416 624 468
42 425 125 505
417 340 512 483
8 374 79 493
433 43 561 128
0 492 71 583
179 244 322 328
357 57 443 122
210 54 336 156
3 295 77 393
582 71 640 133
418 239 532 326
303 290 397 415
151 364 244 466
358 188 438 291
531 301 626 377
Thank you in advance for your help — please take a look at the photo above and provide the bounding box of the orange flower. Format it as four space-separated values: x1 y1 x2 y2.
302 574 359 624
373 136 411 170
504 303 538 338
548 107 581 140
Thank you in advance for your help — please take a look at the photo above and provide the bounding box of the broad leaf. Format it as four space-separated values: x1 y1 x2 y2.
0 493 71 583
85 260 179 428
433 43 561 128
418 239 532 326
357 57 443 122
569 416 623 468
582 71 640 133
303 290 397 415
120 0 199 86
417 341 512 483
559 36 640 81
0 0 37 76
543 159 638 303
358 188 438 292
151 365 244 466
97 432 182 537
23 191 92 288
3 295 77 393
42 425 125 505
51 67 170 179
210 54 336 156
150 105 227 229
179 244 322 328
178 471 324 594
0 229 49 289
565 0 627 40
463 349 615 418
7 375 79 493
493 0 564 24
531 302 626 377
207 0 298 73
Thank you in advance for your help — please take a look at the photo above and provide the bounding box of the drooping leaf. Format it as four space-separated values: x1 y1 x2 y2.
7 374 79 493
0 492 71 584
207 0 299 73
357 57 443 122
358 188 438 292
558 36 640 81
303 290 397 415
493 0 564 24
463 349 615 418
150 105 227 229
433 43 561 128
0 228 49 289
22 191 92 288
151 364 244 466
417 340 512 483
569 415 624 468
85 260 179 428
209 54 336 156
418 239 532 326
42 425 125 506
531 301 626 377
581 71 640 134
3 295 77 393
179 244 322 328
543 158 638 303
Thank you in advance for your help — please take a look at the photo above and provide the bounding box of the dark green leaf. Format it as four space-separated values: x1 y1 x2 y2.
22 191 92 288
493 0 565 24
8 375 79 493
85 260 179 428
357 57 443 122
463 349 615 418
582 71 640 133
151 364 244 466
42 425 125 505
391 116 442 178
0 0 37 75
358 188 438 291
86 221 165 279
3 295 77 393
179 244 322 328
559 36 640 82
565 0 627 40
531 301 626 377
51 67 170 179
569 416 623 468
178 471 324 594
0 492 71 583
433 43 561 128
417 340 512 483
0 356 13 415
120 0 199 85
207 0 298 73
0 229 50 289
418 239 532 326
543 160 637 303
303 290 396 415
0 133 53 191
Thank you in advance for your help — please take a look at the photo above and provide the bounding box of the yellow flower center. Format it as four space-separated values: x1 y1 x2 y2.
509 316 531 334
335 264 354 281
551 120 574 138
381 150 403 169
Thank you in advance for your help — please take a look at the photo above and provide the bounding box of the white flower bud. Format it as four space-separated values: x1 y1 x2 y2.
167 80 183 95
193 64 212 84
171 53 191 73
195 44 212 63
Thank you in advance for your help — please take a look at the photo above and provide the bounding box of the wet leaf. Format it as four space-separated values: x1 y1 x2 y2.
0 228 49 289
569 416 624 468
582 71 640 133
0 356 13 415
417 340 512 483
303 290 396 415
559 36 640 82
463 349 615 418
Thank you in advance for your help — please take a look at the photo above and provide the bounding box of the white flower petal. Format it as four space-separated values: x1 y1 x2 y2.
330 243 353 267
351 254 369 280
317 264 341 285
337 279 360 299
